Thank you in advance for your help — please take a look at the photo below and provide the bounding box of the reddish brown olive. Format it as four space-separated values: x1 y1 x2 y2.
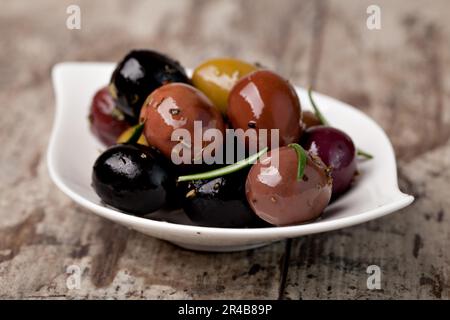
227 70 303 148
245 146 332 226
302 110 322 130
140 83 226 165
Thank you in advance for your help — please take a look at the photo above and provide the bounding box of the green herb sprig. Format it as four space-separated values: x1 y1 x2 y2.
177 147 268 182
126 122 145 144
288 143 308 181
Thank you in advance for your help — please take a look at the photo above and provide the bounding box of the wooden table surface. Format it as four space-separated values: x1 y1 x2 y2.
1 0 449 299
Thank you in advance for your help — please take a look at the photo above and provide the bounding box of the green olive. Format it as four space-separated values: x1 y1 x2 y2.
191 58 258 115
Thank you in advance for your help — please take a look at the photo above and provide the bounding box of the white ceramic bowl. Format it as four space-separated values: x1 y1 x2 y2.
47 62 414 252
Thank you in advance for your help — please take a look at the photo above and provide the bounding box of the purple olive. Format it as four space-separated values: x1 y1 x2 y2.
301 126 356 197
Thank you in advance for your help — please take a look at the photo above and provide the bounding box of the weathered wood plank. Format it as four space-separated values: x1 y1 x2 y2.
0 0 449 299
283 0 450 299
0 0 312 299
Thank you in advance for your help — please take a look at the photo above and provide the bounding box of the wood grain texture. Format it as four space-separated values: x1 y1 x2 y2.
0 0 449 299
282 0 450 299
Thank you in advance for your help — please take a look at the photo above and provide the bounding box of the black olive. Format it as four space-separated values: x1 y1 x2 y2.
109 50 190 122
178 168 270 228
92 144 174 216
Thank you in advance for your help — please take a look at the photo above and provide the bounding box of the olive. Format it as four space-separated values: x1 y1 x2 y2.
92 144 173 216
140 83 226 166
301 126 357 197
191 58 257 115
227 70 303 149
178 169 270 228
109 50 190 122
89 86 130 146
116 124 148 146
246 146 332 226
302 110 322 129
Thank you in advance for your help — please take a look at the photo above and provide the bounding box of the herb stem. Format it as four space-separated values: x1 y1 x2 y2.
177 147 268 182
357 149 374 160
308 87 329 126
127 122 145 144
288 143 307 181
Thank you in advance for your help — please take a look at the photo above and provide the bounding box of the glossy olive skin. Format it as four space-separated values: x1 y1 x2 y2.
302 110 322 130
301 126 356 197
246 147 332 226
227 70 303 148
92 144 173 215
140 83 226 165
192 58 257 115
179 169 270 228
89 87 130 146
110 50 190 122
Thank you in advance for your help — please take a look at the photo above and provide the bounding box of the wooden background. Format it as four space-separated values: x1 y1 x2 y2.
0 0 449 299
